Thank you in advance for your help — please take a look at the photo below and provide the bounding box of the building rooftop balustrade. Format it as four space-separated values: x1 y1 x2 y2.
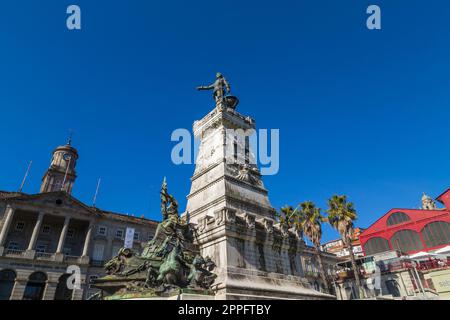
1 248 91 265
415 258 449 271
335 256 450 283
4 249 25 257
65 255 82 264
35 252 54 260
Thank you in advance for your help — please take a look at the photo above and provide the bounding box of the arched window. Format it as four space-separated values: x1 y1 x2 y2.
386 212 411 226
0 270 16 300
23 272 47 300
422 221 450 248
363 237 391 256
391 230 423 253
54 274 73 300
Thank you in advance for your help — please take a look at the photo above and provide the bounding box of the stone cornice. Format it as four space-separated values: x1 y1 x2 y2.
195 208 304 250
188 163 269 200
190 159 223 182
193 108 255 138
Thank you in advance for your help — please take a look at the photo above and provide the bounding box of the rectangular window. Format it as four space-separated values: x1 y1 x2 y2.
41 225 51 234
7 241 19 250
54 180 62 191
63 247 72 255
15 221 25 232
112 245 121 257
67 228 75 238
147 233 153 241
97 226 107 236
115 229 124 239
92 243 105 261
36 244 47 253
88 275 99 289
133 232 140 241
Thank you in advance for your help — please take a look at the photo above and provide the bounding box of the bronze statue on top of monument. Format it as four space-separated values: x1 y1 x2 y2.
88 178 217 300
197 72 239 111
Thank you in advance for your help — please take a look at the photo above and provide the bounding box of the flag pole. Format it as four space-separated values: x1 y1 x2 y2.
18 160 33 193
92 178 101 207
61 156 72 192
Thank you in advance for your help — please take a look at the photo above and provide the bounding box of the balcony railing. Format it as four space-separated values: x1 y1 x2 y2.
416 259 449 271
5 249 25 256
337 257 450 282
35 252 53 259
65 255 81 263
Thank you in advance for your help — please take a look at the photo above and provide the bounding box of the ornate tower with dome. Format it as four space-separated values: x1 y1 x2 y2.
40 139 79 194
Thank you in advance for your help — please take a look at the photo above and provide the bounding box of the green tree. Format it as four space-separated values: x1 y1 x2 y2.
326 195 362 298
277 205 299 228
278 203 330 294
297 201 331 294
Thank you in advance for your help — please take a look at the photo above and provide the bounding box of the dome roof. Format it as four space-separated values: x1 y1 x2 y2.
53 142 79 158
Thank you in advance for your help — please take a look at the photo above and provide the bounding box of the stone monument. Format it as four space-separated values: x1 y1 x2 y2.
186 73 335 300
88 179 217 300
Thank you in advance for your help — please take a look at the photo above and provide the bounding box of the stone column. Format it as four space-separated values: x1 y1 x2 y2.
42 282 57 300
72 287 84 300
56 216 71 254
82 221 94 258
0 205 15 247
10 279 28 300
27 212 45 251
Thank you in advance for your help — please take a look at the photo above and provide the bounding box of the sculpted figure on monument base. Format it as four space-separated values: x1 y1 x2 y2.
88 178 216 300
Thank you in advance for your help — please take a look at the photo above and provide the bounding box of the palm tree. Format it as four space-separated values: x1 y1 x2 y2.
326 195 362 299
297 201 331 294
278 205 299 228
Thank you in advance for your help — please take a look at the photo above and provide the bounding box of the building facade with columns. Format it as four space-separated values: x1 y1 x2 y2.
0 142 158 300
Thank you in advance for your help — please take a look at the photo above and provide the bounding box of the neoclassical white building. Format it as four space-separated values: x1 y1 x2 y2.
0 141 157 300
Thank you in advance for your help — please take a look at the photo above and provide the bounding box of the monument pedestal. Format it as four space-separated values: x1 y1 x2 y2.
216 268 335 300
105 289 215 300
195 208 335 300
186 104 338 300
126 294 215 300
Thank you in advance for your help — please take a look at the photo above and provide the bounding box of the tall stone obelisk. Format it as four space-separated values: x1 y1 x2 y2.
185 74 335 300
185 98 276 225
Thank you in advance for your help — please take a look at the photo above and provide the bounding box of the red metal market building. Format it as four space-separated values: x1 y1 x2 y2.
360 189 450 256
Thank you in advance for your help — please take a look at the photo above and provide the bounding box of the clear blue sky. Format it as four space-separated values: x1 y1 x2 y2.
0 1 449 243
